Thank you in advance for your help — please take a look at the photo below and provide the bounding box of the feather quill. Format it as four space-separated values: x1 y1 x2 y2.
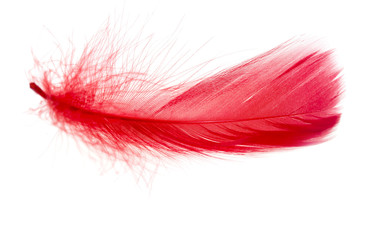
29 26 342 164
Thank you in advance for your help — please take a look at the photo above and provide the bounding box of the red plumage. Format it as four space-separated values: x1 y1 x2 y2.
29 26 342 164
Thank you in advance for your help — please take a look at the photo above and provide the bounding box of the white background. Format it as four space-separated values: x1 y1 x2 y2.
1 0 373 239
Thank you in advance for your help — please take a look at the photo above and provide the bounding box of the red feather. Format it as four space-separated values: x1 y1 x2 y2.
29 26 342 164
